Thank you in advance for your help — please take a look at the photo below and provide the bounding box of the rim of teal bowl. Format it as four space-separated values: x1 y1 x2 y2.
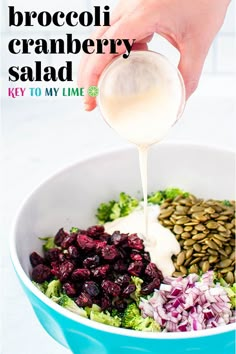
10 142 236 339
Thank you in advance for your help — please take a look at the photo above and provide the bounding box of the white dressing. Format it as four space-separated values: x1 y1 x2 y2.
105 205 180 277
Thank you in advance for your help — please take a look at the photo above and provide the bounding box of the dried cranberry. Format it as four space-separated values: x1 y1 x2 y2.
141 277 161 295
143 252 151 262
99 233 111 242
76 292 93 308
30 252 45 267
61 234 76 249
113 260 127 273
91 265 110 279
72 268 91 281
83 281 100 297
145 263 160 279
122 284 136 297
128 234 144 250
128 261 143 276
101 245 119 261
54 228 68 246
51 261 60 278
59 261 74 282
87 225 105 238
130 252 142 261
83 255 100 269
95 240 107 252
101 295 111 311
45 248 60 263
63 282 77 297
31 264 51 283
110 231 128 246
58 253 66 262
115 274 131 288
77 234 96 251
101 280 121 297
68 245 79 259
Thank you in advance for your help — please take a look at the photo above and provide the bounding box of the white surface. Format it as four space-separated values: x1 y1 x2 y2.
1 77 236 354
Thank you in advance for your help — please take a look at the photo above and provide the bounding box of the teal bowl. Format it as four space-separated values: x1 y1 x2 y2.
10 143 235 354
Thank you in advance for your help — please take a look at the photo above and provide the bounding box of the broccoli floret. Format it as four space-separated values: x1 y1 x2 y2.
58 295 87 318
32 281 48 294
96 200 117 224
148 188 188 205
148 191 165 205
39 236 56 251
122 303 160 332
90 307 121 327
130 276 143 303
70 227 79 233
96 193 139 223
164 188 188 200
223 200 232 207
45 280 61 299
220 280 236 308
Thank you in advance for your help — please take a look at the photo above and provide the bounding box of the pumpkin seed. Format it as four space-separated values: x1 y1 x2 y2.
177 251 186 266
186 248 194 259
217 259 232 268
225 272 234 284
189 264 199 273
184 239 195 247
173 225 184 234
193 244 202 252
180 266 187 275
220 267 234 274
192 233 206 241
205 239 219 250
172 271 184 277
202 261 210 272
206 221 219 229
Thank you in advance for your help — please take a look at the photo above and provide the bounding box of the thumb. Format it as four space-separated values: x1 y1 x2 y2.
178 42 208 99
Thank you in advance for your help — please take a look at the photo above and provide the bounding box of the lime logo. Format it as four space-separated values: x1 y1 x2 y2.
88 86 99 97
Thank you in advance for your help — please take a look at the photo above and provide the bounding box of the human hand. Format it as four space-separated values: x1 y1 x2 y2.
78 0 230 111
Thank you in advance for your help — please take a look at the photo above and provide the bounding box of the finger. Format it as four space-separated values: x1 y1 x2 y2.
178 41 208 99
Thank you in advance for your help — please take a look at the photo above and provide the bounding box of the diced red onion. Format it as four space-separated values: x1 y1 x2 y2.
139 271 235 332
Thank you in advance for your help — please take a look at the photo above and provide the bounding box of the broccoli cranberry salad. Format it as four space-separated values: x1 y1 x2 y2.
30 188 236 332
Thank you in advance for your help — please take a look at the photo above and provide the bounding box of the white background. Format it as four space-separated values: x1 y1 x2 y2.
1 1 236 354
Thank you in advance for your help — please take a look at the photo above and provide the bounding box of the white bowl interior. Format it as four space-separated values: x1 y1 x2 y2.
14 143 235 283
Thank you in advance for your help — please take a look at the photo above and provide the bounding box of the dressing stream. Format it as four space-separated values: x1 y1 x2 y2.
98 51 185 274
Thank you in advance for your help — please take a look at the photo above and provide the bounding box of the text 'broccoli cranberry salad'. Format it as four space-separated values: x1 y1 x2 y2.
30 188 236 332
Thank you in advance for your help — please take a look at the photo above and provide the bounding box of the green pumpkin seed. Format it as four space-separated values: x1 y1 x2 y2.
225 272 234 284
217 259 232 268
173 225 184 234
220 267 234 274
177 251 186 266
202 261 210 273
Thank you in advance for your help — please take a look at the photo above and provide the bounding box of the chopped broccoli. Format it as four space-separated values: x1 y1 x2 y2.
220 279 236 308
130 276 143 303
223 200 232 207
39 236 56 251
32 281 48 294
58 295 88 317
45 280 61 299
147 191 165 205
164 188 189 200
96 192 139 224
148 188 188 205
70 227 79 233
122 303 160 332
90 306 121 327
